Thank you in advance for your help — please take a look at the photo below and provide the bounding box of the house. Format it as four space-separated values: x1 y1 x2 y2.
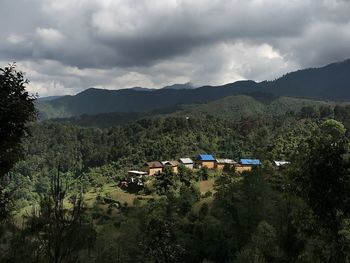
143 161 163 175
179 158 194 169
197 154 216 169
127 170 148 186
161 160 179 173
215 159 237 170
235 159 261 173
274 161 290 168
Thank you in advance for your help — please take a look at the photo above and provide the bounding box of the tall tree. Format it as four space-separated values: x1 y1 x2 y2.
0 64 36 223
0 64 36 177
291 119 350 262
5 168 96 263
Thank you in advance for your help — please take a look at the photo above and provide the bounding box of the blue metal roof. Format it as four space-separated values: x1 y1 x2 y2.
240 159 261 165
198 154 215 161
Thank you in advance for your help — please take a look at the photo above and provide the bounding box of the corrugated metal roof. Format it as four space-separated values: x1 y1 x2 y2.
216 159 237 164
161 160 179 166
128 170 148 175
198 154 215 161
240 159 261 165
145 161 163 168
274 161 290 167
179 158 193 164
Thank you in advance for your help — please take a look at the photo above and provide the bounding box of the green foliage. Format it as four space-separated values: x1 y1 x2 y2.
0 64 36 177
3 169 96 262
5 97 350 262
292 119 350 225
234 221 283 263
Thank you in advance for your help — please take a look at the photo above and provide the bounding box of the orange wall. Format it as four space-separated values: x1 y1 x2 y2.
148 167 163 176
200 161 215 169
215 163 225 170
235 165 252 173
172 166 178 174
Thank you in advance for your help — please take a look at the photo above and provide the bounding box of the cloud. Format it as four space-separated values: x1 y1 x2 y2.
0 0 349 96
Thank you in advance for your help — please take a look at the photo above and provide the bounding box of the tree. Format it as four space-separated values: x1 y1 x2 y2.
300 106 318 119
234 221 283 263
291 119 350 262
197 167 209 181
5 168 96 262
155 166 175 195
0 64 36 177
0 64 36 223
293 119 350 225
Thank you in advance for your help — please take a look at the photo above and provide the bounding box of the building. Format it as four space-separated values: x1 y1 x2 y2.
215 159 237 170
161 160 179 173
197 154 216 169
127 170 148 186
235 159 261 173
273 161 290 168
143 161 163 175
178 158 194 169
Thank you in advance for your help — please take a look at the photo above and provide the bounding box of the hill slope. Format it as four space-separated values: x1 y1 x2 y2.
37 81 260 119
269 59 350 99
54 94 341 128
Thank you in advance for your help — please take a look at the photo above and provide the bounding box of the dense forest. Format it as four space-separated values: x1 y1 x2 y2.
2 98 350 262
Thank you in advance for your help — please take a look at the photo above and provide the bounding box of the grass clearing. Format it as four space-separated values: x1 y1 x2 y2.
197 178 215 194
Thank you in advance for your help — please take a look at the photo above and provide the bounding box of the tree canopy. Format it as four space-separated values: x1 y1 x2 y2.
0 64 36 177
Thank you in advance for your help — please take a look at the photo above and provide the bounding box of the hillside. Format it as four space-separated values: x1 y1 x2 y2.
37 58 350 119
52 94 341 128
269 59 350 99
37 80 260 119
171 95 335 121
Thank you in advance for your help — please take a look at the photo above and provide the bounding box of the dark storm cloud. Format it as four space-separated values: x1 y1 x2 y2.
0 0 349 96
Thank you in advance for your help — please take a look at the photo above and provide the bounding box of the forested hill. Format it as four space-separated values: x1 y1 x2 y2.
269 58 350 98
37 80 259 119
52 94 341 128
37 58 350 119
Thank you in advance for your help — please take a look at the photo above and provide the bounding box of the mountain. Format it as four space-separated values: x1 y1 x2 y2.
129 87 155 92
37 58 350 119
268 59 350 99
37 95 63 102
37 81 260 119
162 82 196 90
53 94 340 128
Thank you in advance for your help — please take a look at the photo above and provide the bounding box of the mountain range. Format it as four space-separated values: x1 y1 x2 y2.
54 93 341 128
37 59 350 119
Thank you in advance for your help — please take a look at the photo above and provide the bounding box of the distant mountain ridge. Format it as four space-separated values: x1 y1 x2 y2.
37 95 63 102
37 58 350 119
162 82 196 90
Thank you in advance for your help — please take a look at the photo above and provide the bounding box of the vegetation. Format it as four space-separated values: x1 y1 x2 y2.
5 64 350 261
0 64 36 223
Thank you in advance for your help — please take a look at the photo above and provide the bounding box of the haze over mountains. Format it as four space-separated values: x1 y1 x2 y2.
37 59 350 120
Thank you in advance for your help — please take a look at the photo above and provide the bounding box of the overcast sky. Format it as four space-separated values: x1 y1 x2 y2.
1 0 350 96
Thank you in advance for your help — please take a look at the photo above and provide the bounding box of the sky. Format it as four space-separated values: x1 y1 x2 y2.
1 0 350 97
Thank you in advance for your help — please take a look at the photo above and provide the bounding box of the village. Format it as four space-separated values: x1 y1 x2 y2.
123 154 290 188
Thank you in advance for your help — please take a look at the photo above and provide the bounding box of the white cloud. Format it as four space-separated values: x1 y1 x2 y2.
7 34 26 44
35 28 65 48
0 0 349 96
